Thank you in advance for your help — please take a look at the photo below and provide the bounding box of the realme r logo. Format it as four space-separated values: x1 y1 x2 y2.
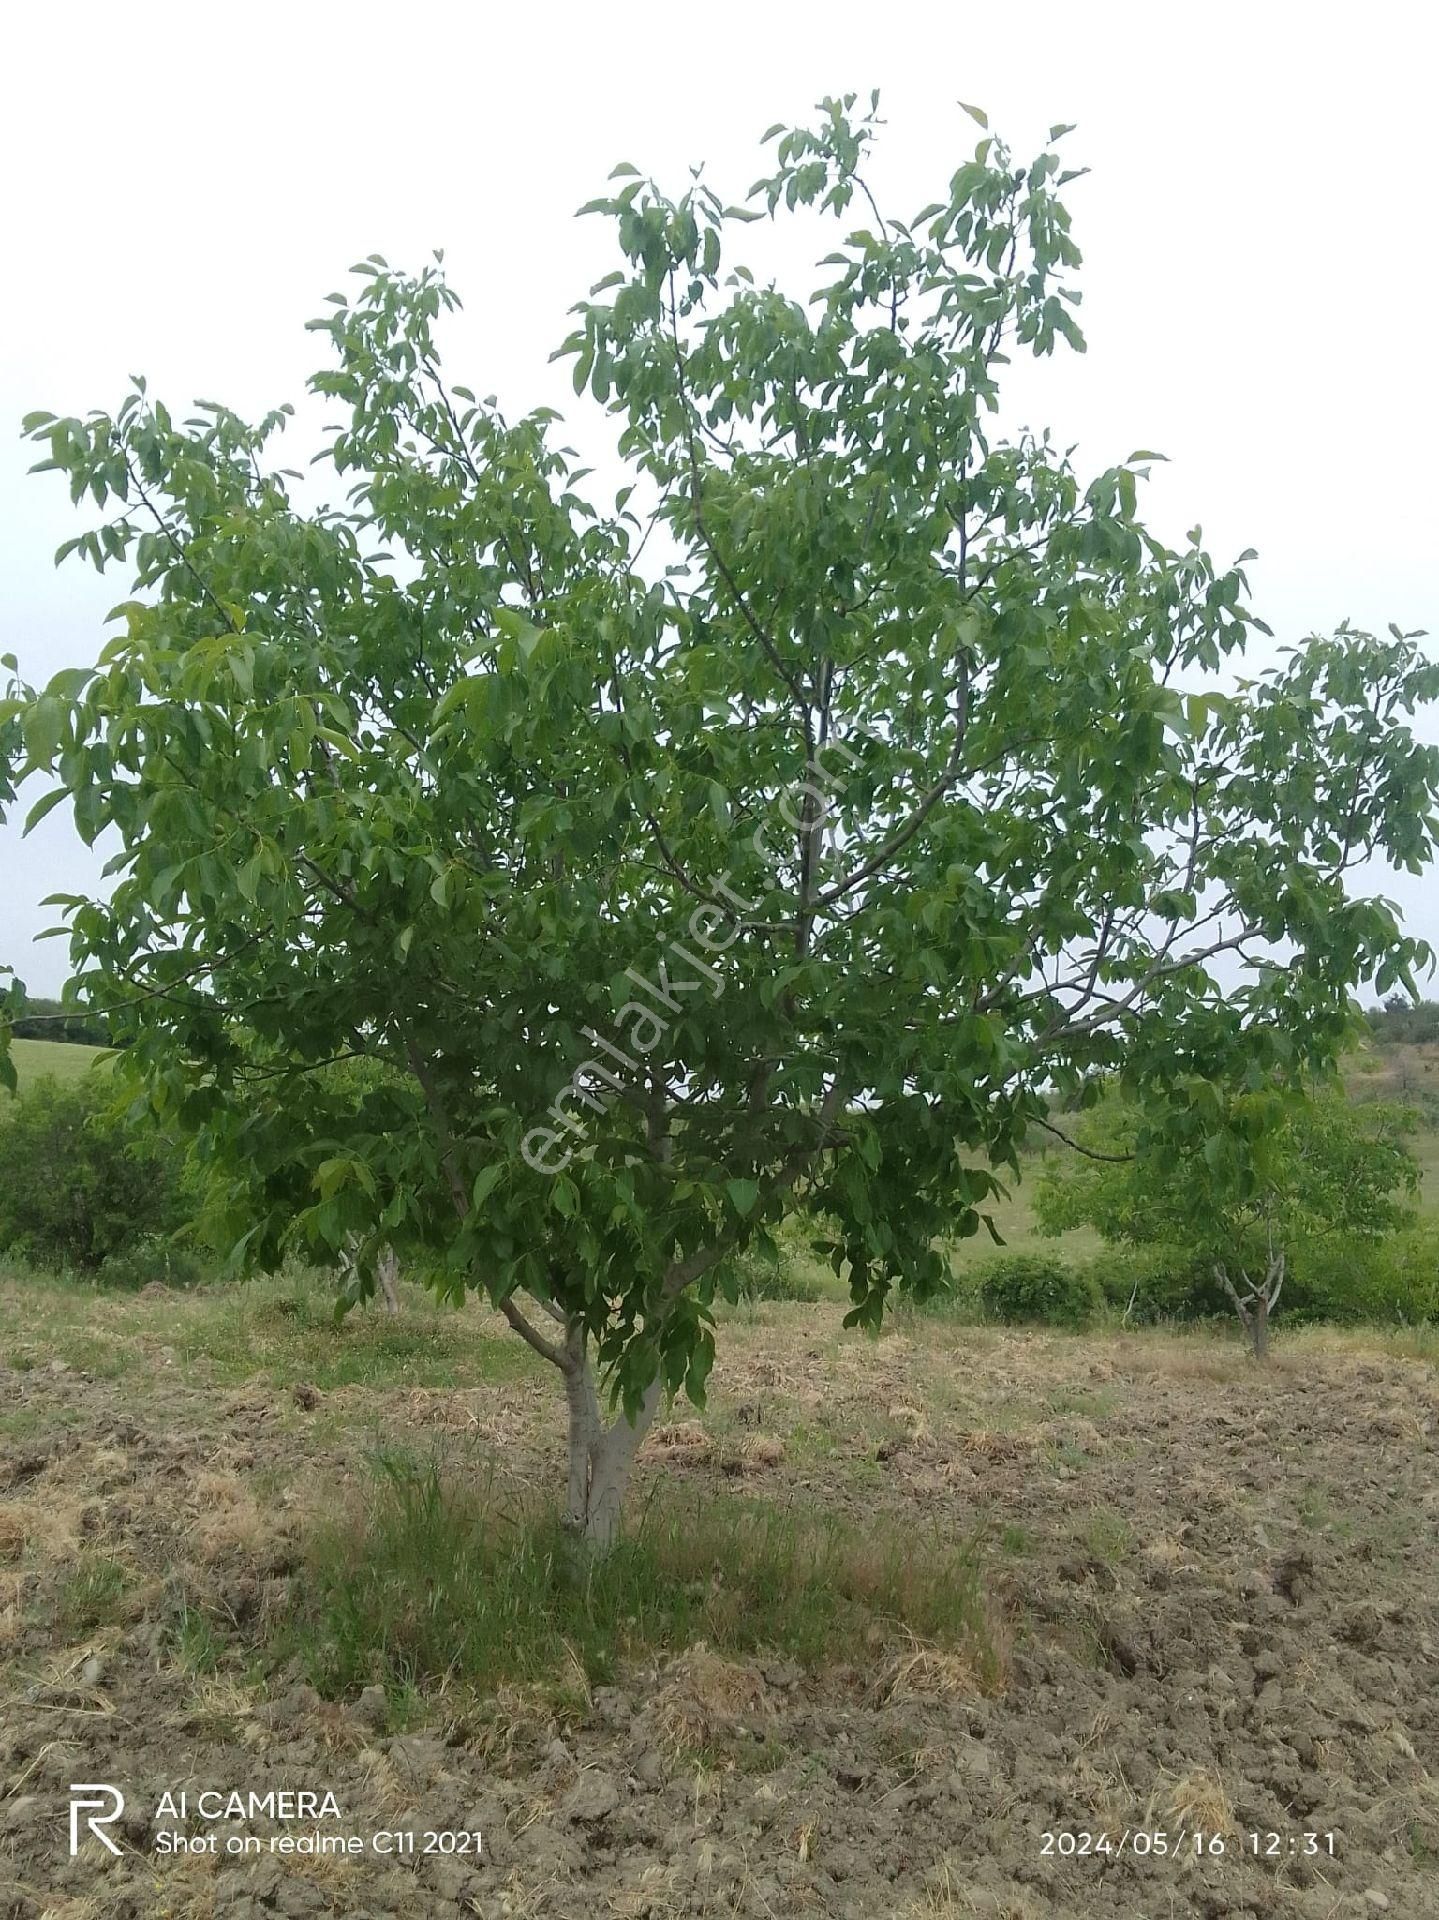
69 1784 124 1857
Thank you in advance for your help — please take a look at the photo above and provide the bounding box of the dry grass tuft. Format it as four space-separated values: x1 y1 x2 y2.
11 1493 86 1564
0 1505 26 1561
876 1642 988 1704
901 1860 1042 1917
182 1674 257 1726
961 1429 1036 1461
0 1574 22 1650
192 1473 275 1562
86 1445 132 1484
281 1851 364 1893
1068 1749 1137 1831
607 1864 680 1916
650 1644 770 1749
887 1402 931 1440
1165 1766 1233 1832
735 1433 785 1471
1045 1416 1105 1456
645 1420 714 1462
1125 1339 1252 1385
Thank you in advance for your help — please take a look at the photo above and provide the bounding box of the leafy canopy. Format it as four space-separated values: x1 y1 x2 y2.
4 93 1438 1410
1034 1088 1420 1269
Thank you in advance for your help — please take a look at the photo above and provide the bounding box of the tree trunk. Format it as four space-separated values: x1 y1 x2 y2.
1215 1263 1275 1365
1250 1290 1269 1362
377 1245 400 1316
561 1338 661 1553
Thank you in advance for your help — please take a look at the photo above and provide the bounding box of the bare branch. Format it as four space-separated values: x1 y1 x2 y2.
1032 1116 1134 1164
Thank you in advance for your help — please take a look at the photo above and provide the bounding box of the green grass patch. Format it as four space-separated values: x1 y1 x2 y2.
0 1264 538 1392
3 1037 113 1092
278 1449 998 1704
57 1555 133 1634
1045 1386 1118 1420
1082 1508 1133 1563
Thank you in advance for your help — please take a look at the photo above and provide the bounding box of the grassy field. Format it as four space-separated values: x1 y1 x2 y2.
5 1034 111 1090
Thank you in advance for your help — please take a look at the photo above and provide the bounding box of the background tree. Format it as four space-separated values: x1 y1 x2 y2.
3 96 1438 1543
0 1072 193 1271
1366 995 1439 1048
1035 1089 1420 1356
6 992 114 1046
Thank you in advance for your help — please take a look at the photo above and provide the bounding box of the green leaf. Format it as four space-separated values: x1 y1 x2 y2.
22 787 68 834
685 1333 715 1407
726 1179 760 1217
22 696 65 764
472 1164 504 1208
44 666 93 700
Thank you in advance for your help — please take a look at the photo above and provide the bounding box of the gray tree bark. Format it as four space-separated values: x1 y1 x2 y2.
377 1244 400 1316
560 1326 662 1552
340 1236 401 1315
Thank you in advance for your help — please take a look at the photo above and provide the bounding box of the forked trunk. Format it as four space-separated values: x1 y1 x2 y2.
1215 1254 1283 1365
561 1340 661 1553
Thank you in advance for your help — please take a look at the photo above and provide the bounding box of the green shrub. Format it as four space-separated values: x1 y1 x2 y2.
1285 1229 1439 1325
1366 997 1439 1046
1069 1232 1439 1329
976 1253 1102 1328
1076 1230 1439 1328
1078 1243 1223 1322
10 998 114 1046
722 1240 824 1304
0 1074 193 1270
94 1237 207 1291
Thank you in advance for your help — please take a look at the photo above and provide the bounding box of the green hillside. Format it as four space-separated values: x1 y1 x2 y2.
5 1036 112 1091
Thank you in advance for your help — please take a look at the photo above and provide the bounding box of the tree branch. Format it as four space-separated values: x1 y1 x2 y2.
1032 1116 1134 1164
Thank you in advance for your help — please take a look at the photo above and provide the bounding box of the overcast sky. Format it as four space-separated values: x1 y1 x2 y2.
2 1 1435 998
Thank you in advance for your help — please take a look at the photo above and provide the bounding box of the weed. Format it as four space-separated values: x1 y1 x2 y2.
169 1596 223 1673
1082 1509 1133 1563
58 1556 132 1634
1045 1387 1116 1420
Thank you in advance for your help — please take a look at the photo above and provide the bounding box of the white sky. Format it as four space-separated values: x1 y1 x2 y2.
2 0 1436 997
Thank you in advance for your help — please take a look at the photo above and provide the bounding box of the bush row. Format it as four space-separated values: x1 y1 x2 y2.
960 1234 1439 1330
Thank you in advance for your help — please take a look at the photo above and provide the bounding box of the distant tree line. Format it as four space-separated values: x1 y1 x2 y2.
8 995 115 1047
1366 997 1439 1046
